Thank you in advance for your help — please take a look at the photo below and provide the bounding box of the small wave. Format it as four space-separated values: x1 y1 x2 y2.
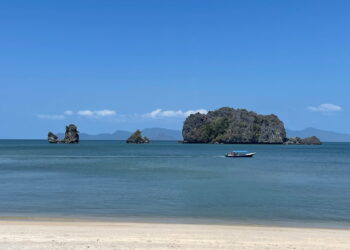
0 158 17 163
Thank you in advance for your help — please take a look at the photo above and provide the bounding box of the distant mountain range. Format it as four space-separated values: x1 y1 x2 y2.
57 128 183 141
142 128 182 140
57 127 350 142
286 128 350 142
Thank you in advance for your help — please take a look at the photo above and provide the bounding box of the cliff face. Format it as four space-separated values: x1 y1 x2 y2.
47 124 79 144
126 130 150 144
182 107 287 144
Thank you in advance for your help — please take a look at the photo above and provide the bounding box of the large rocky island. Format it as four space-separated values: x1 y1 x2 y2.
48 124 79 144
182 107 321 145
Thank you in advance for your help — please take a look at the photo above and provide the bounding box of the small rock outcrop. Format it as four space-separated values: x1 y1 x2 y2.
284 136 322 145
63 124 79 143
47 124 79 144
48 132 59 143
182 107 286 144
126 130 150 144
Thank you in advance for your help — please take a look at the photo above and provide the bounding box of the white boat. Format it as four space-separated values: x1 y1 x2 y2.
225 151 255 158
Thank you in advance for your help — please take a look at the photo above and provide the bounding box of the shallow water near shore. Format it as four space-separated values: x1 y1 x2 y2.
0 140 350 228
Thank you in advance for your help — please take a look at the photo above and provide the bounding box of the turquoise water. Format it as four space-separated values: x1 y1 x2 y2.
0 140 349 227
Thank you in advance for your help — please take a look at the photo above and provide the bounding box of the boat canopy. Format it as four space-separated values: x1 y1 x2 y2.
231 150 248 153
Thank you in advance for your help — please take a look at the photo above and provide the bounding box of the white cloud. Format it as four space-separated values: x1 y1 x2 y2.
77 110 94 117
184 109 208 117
308 104 342 112
77 109 116 118
95 110 117 116
37 114 65 120
144 109 208 118
64 110 74 115
38 108 207 120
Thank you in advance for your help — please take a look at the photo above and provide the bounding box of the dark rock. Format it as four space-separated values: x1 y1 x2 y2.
302 136 322 145
48 132 59 143
63 124 79 143
284 137 303 145
126 130 150 144
182 107 287 144
285 136 322 145
47 124 79 144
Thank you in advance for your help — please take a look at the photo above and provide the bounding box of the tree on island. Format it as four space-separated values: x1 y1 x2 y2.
126 130 150 144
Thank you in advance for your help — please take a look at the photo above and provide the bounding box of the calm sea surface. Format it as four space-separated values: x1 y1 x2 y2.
0 140 349 227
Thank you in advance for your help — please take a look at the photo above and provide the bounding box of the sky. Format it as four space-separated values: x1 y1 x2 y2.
1 0 349 138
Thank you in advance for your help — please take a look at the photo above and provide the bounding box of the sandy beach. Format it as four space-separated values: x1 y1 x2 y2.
0 220 349 250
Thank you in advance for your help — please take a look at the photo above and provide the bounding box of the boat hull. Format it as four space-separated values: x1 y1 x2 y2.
225 153 255 158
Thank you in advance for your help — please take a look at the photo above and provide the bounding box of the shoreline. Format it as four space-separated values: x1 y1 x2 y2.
1 215 350 230
0 219 349 249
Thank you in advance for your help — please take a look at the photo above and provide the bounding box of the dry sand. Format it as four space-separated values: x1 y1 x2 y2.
0 219 349 249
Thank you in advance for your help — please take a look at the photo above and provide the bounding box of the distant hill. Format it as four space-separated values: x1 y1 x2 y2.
57 130 131 140
142 128 182 140
57 128 183 141
286 128 350 142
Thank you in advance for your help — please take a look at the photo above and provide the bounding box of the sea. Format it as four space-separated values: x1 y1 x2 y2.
0 140 349 228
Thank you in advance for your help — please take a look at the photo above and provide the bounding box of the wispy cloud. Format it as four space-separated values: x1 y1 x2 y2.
77 109 116 118
37 114 65 120
64 110 74 115
308 104 342 112
38 108 205 121
143 109 208 118
37 109 117 120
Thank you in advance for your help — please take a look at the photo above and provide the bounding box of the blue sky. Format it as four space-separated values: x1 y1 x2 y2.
1 0 349 138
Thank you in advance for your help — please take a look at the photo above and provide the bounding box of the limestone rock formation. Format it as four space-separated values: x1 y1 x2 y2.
63 124 79 143
284 136 322 145
126 130 150 144
182 107 287 144
182 107 323 145
302 136 322 145
47 124 79 144
48 132 59 143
